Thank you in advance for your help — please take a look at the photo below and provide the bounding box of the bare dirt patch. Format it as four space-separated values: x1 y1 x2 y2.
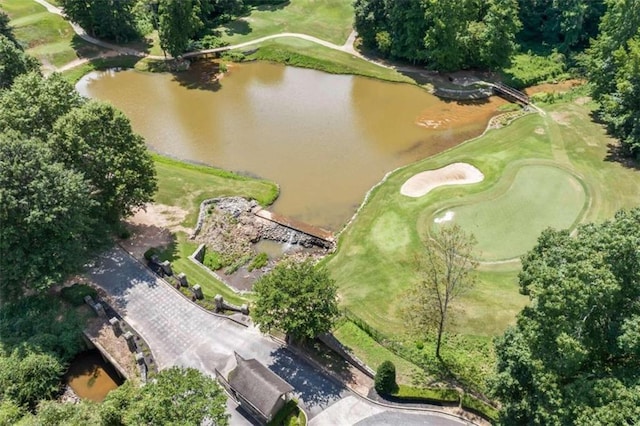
120 203 190 259
574 96 591 105
550 111 571 125
401 163 484 198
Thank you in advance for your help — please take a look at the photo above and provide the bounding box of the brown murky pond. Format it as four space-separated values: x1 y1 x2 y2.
65 350 123 402
77 62 505 229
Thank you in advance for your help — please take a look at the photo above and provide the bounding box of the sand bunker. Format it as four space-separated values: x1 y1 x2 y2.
401 163 484 197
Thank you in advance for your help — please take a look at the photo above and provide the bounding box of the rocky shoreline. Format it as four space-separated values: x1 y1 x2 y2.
193 197 334 252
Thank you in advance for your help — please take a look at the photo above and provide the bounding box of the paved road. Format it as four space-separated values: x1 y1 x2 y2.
88 248 347 419
89 248 474 425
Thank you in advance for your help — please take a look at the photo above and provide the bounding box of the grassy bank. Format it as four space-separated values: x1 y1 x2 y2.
245 38 413 84
153 154 278 228
219 0 354 46
326 94 640 392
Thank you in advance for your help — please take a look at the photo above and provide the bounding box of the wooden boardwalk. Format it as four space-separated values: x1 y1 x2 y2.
254 209 334 242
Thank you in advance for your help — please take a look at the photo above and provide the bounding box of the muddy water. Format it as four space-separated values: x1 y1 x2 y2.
65 350 123 402
77 62 505 229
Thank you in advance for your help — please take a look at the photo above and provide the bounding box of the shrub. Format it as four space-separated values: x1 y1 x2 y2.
203 250 224 271
143 247 159 261
221 51 246 62
60 284 97 306
375 360 398 394
248 252 268 271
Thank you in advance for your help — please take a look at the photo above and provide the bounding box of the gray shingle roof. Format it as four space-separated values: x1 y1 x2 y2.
228 353 294 419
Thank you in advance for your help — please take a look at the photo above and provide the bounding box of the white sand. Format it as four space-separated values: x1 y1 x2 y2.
400 163 484 197
434 211 455 223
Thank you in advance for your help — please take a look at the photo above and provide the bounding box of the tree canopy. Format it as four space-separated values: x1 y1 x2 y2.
0 134 96 300
0 72 83 141
493 209 640 424
517 0 606 52
104 367 229 425
61 0 142 42
253 260 339 342
49 100 157 224
586 0 640 158
0 35 39 89
0 72 156 299
354 0 521 71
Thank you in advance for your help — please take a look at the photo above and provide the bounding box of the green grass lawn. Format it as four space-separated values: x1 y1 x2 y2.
443 164 587 261
219 0 354 46
147 155 278 305
153 155 278 228
333 321 419 384
326 95 640 391
328 99 640 337
2 0 107 68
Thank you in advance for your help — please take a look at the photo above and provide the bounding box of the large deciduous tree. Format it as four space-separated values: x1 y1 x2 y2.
0 35 40 89
0 72 83 140
253 260 339 342
493 209 640 424
49 100 157 224
104 367 229 425
517 0 605 51
406 224 478 359
0 135 95 300
61 0 140 42
158 0 203 58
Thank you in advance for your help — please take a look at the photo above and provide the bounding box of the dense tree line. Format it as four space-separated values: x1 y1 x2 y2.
586 0 640 158
354 0 521 70
517 0 606 52
493 209 640 424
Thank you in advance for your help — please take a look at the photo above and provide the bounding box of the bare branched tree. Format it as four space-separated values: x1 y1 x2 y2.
407 224 478 359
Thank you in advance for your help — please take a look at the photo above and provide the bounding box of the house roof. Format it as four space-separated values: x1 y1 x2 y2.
227 353 294 419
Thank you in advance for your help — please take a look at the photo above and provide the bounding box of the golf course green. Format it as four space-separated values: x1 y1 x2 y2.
434 164 587 261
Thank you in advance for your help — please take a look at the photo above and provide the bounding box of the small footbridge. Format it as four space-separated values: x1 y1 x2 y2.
491 82 531 105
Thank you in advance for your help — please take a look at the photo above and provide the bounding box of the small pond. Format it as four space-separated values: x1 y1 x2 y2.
64 350 124 402
77 61 505 229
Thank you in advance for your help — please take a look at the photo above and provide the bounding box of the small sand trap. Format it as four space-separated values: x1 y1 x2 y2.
401 163 484 197
434 211 455 223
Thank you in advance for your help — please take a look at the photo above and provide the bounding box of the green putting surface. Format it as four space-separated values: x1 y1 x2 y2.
437 165 586 261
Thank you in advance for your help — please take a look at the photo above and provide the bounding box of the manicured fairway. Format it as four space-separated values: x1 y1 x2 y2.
441 165 586 261
218 0 354 45
1 0 105 68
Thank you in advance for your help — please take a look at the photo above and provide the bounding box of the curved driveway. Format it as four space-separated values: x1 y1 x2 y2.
88 248 474 425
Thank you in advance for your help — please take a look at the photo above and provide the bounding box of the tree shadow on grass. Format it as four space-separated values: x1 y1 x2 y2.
223 19 252 37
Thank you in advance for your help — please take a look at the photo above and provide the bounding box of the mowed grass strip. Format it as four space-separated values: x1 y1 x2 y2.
219 0 354 46
443 164 587 261
2 0 106 68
